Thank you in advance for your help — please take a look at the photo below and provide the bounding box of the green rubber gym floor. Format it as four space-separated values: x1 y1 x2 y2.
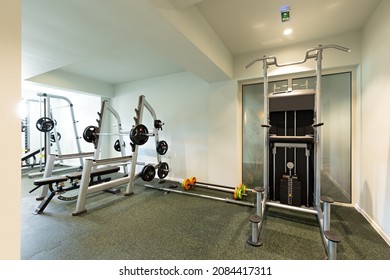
21 169 390 260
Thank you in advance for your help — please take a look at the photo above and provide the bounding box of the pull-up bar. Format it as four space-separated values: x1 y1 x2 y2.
245 44 350 69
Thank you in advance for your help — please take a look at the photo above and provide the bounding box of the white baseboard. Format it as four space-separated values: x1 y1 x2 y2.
355 204 390 246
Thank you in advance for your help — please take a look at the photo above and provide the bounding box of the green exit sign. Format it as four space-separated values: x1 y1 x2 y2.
280 6 290 22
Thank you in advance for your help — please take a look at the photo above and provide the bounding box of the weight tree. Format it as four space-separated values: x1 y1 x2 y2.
245 44 350 259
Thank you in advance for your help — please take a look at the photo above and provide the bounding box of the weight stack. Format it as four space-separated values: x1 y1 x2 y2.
279 174 301 206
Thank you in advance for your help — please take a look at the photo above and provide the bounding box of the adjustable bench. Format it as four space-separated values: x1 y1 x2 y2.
32 166 121 215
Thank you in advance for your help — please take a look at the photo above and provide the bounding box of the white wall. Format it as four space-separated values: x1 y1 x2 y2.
208 80 241 186
359 0 390 244
113 72 209 181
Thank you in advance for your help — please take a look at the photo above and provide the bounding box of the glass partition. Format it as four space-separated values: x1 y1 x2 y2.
292 73 351 203
242 80 288 188
242 72 351 203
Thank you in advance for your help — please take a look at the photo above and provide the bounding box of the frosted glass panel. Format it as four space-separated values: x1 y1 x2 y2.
293 72 351 203
242 80 288 188
242 73 351 203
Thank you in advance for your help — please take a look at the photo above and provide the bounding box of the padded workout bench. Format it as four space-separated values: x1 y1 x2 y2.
72 155 138 216
31 166 120 215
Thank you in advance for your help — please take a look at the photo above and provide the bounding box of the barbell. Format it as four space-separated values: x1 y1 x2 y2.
181 177 249 200
83 124 157 146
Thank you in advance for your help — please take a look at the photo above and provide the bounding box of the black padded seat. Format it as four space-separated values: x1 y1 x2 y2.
66 166 120 181
269 135 314 144
33 176 68 186
21 148 43 161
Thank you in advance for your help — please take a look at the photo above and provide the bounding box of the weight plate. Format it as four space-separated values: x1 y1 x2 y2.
141 164 156 181
154 120 164 130
114 139 125 152
130 124 149 145
157 162 169 179
83 126 98 143
189 176 196 189
50 132 61 143
36 117 54 132
182 178 190 191
234 186 243 200
236 188 242 200
241 183 247 194
156 140 168 155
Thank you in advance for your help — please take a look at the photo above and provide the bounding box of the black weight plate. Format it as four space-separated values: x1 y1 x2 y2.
157 162 169 179
36 117 54 132
141 164 156 181
130 124 149 145
156 140 168 155
114 139 125 152
83 126 98 143
50 132 61 142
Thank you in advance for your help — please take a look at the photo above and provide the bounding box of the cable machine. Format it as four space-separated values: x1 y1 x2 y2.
245 44 350 259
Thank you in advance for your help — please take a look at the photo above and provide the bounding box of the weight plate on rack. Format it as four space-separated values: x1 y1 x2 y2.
83 125 98 143
156 140 168 155
141 164 156 181
157 162 169 179
36 117 54 132
130 124 149 145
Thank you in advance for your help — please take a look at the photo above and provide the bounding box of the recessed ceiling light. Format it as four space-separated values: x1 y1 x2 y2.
283 28 293 36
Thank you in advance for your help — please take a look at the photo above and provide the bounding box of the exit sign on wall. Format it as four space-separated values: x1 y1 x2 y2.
280 6 290 22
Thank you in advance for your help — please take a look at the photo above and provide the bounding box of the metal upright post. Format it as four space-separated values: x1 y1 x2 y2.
263 58 269 201
314 47 323 208
125 96 144 195
73 158 93 215
37 154 56 200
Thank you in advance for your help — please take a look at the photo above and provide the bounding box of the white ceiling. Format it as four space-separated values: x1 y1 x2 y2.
22 0 382 86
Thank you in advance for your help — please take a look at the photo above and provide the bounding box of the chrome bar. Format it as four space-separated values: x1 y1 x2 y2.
266 201 317 215
245 45 350 69
144 184 254 207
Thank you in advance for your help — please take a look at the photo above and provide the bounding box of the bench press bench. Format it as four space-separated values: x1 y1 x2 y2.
31 166 120 215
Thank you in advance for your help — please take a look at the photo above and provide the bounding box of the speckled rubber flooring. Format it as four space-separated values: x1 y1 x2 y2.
21 169 390 260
